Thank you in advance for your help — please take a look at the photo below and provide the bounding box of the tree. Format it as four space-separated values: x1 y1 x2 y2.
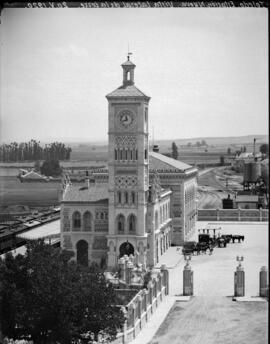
0 241 125 343
220 156 225 166
34 160 41 172
40 159 62 177
201 139 207 146
260 143 269 155
171 142 178 160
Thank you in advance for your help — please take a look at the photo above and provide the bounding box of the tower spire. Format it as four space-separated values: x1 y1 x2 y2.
121 50 136 86
127 43 132 61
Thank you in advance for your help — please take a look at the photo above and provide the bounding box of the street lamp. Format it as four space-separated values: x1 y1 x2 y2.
184 254 192 267
236 255 244 267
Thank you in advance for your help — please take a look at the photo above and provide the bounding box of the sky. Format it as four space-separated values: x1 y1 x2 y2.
0 7 268 143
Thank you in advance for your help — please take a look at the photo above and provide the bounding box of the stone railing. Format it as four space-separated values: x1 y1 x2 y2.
198 208 268 222
112 265 169 344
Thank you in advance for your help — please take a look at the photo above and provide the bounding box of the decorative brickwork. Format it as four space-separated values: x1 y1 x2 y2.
115 175 138 188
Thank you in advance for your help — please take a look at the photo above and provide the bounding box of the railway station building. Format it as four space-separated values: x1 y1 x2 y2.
60 56 197 268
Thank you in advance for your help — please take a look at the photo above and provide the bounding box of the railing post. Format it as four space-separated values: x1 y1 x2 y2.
238 207 241 221
122 307 127 344
234 256 245 297
138 295 142 329
259 266 268 297
161 264 169 295
216 208 220 221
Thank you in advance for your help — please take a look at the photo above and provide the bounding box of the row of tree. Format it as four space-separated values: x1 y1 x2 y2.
0 140 72 162
0 241 125 343
186 140 208 147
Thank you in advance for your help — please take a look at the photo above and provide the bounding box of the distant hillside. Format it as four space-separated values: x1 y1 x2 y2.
68 134 268 162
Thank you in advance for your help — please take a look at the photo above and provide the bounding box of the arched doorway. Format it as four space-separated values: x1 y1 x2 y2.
76 240 88 266
119 241 134 257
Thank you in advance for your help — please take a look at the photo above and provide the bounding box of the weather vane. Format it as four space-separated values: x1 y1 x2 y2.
127 43 132 60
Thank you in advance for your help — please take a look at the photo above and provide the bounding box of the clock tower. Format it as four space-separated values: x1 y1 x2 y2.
106 55 150 268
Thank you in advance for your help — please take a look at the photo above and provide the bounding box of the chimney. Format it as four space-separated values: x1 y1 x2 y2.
153 145 159 152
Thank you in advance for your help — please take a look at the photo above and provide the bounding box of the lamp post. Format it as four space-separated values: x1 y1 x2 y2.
183 254 193 296
234 255 245 297
236 255 244 267
184 254 191 267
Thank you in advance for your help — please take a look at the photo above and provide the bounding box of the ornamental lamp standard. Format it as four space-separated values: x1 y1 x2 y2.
184 254 192 267
236 255 244 267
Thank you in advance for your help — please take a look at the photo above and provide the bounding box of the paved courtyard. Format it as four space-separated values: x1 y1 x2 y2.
131 222 268 344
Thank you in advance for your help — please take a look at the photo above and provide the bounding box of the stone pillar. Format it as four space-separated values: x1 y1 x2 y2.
234 265 245 297
259 266 268 297
183 261 193 296
161 264 169 295
118 257 126 281
147 281 153 311
107 241 117 268
238 207 241 221
126 261 134 285
131 304 136 338
122 307 128 344
216 208 220 221
259 208 262 222
138 295 142 329
144 290 149 321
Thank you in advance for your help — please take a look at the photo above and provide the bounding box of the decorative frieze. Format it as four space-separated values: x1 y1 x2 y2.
115 135 137 148
63 208 70 232
92 236 107 250
62 235 72 249
115 175 138 188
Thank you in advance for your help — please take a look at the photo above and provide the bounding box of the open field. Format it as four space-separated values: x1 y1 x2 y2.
0 176 61 207
197 167 243 209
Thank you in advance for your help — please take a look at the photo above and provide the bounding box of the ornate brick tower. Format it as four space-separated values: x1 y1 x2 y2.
106 54 150 268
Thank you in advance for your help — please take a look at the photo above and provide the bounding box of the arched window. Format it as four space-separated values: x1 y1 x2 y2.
118 192 122 204
116 214 125 233
125 191 129 204
128 214 136 233
131 192 136 204
73 211 81 231
76 240 88 266
125 150 128 160
83 211 92 231
155 211 159 229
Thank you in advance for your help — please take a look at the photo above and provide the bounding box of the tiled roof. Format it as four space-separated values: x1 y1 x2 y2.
63 184 108 203
106 85 149 98
121 60 136 67
149 151 196 172
21 171 48 180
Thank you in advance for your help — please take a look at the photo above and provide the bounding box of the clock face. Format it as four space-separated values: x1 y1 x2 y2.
118 110 135 129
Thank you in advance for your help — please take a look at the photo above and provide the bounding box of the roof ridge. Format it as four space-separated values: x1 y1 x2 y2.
106 84 149 98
